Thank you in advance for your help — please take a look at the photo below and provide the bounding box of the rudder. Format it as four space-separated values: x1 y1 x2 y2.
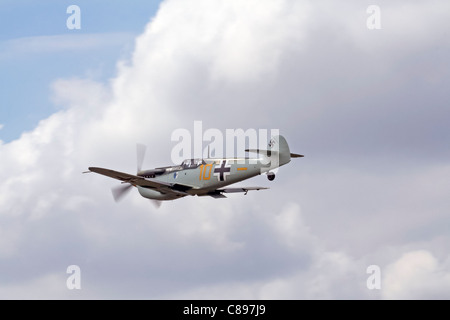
268 135 291 167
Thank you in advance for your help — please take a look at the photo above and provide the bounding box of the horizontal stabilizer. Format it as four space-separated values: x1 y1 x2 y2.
245 149 270 155
245 136 302 166
290 153 304 158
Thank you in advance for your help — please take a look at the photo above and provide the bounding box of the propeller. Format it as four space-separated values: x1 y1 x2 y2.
111 143 147 203
136 143 147 173
111 144 162 209
111 183 133 202
150 200 162 209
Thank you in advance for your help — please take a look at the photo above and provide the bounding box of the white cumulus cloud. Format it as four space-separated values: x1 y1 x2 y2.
383 250 450 299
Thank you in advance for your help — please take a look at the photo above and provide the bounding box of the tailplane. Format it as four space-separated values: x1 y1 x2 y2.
245 135 303 168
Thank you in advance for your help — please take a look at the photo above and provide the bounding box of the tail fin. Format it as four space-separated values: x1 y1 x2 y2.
246 135 303 168
269 135 300 166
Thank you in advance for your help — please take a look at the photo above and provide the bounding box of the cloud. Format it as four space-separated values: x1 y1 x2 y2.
383 250 450 299
1 0 449 299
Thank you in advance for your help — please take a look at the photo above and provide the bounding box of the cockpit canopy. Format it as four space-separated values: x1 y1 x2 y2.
181 158 205 169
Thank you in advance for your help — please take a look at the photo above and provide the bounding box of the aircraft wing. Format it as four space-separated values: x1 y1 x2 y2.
208 186 269 198
87 167 190 195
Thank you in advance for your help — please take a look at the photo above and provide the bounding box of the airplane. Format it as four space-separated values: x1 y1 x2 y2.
85 135 303 207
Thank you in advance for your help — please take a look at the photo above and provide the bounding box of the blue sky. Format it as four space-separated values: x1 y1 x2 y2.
0 0 162 142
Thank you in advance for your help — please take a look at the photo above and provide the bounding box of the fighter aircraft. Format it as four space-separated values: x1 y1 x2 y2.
86 135 303 206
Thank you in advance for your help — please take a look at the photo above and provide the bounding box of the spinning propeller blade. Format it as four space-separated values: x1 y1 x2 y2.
150 200 162 209
109 143 162 205
136 143 147 173
111 183 133 202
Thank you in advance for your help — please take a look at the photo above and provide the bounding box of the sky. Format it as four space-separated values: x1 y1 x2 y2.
1 0 450 299
0 0 161 143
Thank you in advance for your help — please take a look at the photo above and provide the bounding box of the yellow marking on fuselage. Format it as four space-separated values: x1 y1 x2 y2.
203 163 212 180
199 164 213 180
237 167 248 171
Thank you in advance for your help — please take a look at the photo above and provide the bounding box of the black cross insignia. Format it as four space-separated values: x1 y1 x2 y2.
214 160 231 182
